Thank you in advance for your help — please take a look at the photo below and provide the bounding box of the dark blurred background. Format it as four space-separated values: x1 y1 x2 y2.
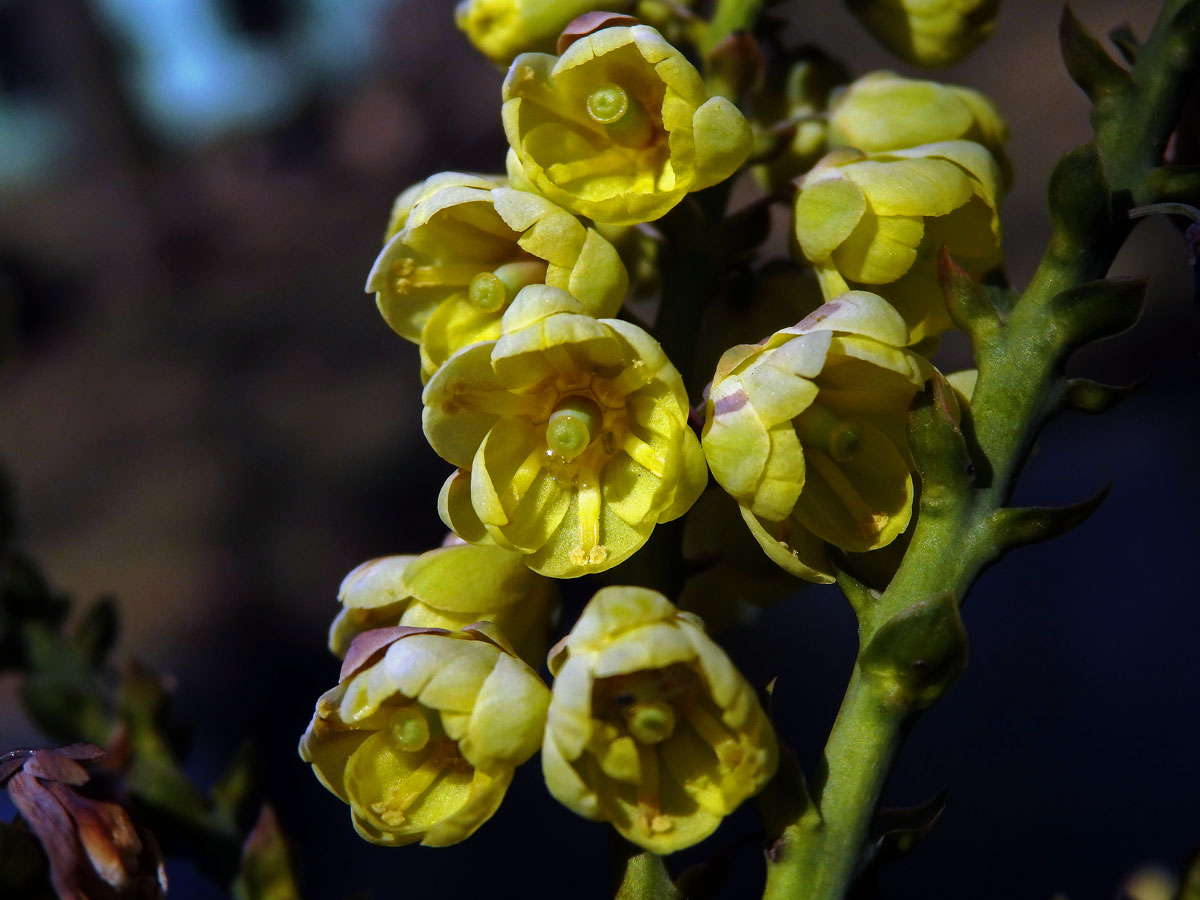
0 0 1196 898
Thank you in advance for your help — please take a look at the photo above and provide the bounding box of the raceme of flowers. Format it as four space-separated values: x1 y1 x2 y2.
303 4 1010 858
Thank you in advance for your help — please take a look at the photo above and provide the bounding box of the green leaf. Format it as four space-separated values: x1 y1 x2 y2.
870 788 947 864
69 598 118 670
19 675 112 746
859 593 967 710
906 373 977 514
1108 24 1139 65
939 248 1003 346
1063 377 1141 414
1046 143 1113 249
1059 6 1132 105
211 743 257 830
1048 277 1146 349
232 806 301 900
1179 843 1200 900
987 486 1109 554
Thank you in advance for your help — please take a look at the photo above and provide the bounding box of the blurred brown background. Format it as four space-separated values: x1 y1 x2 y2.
1 1 1197 898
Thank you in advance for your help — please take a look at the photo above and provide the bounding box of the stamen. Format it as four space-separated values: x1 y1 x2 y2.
371 746 450 827
546 395 604 461
805 451 889 538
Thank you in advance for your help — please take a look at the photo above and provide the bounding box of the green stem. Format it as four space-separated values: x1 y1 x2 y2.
760 2 1200 897
762 669 905 900
700 0 763 56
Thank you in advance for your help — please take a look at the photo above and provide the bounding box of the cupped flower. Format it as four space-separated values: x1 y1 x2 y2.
299 623 550 847
702 291 933 583
502 24 753 225
366 172 628 380
424 284 707 578
542 586 777 853
846 0 1000 68
455 0 634 64
828 71 1009 179
793 140 1003 342
329 543 559 669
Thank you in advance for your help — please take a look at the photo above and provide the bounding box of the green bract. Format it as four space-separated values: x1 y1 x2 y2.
329 543 559 669
702 292 933 583
542 586 777 853
793 140 1004 342
366 172 628 380
423 284 706 578
846 0 1001 68
299 624 550 847
501 24 752 225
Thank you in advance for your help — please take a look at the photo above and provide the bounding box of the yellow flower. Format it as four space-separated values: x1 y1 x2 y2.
847 0 1000 68
366 172 628 380
329 543 559 669
828 71 1009 179
701 291 933 583
793 140 1003 342
455 0 634 65
424 284 706 578
501 24 753 225
542 586 777 853
299 623 550 847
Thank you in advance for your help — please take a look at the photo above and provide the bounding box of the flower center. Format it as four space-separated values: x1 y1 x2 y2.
587 83 630 124
794 404 863 464
586 82 654 147
546 395 603 461
624 699 676 744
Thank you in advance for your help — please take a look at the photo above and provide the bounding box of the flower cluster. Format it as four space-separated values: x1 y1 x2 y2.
303 0 1013 862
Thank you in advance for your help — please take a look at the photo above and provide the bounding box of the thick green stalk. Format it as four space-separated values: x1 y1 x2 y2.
761 3 1200 897
700 0 764 56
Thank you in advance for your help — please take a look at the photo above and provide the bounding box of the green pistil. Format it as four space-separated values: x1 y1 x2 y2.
546 395 603 460
468 272 507 313
390 706 431 753
587 83 630 124
795 404 863 464
626 699 677 744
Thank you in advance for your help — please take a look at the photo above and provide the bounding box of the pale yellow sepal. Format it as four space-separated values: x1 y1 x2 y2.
793 140 1003 342
502 24 752 225
328 544 559 669
366 173 627 380
455 0 634 65
299 625 550 847
847 0 1001 68
828 71 1009 181
423 284 705 578
702 291 933 582
542 586 777 853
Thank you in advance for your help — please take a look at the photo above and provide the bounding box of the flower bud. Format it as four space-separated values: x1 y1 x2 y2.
300 624 550 847
793 140 1003 342
542 587 777 853
424 284 706 578
828 71 1009 180
455 0 635 65
846 0 1000 68
329 543 559 669
502 24 753 225
366 173 627 380
702 292 934 582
